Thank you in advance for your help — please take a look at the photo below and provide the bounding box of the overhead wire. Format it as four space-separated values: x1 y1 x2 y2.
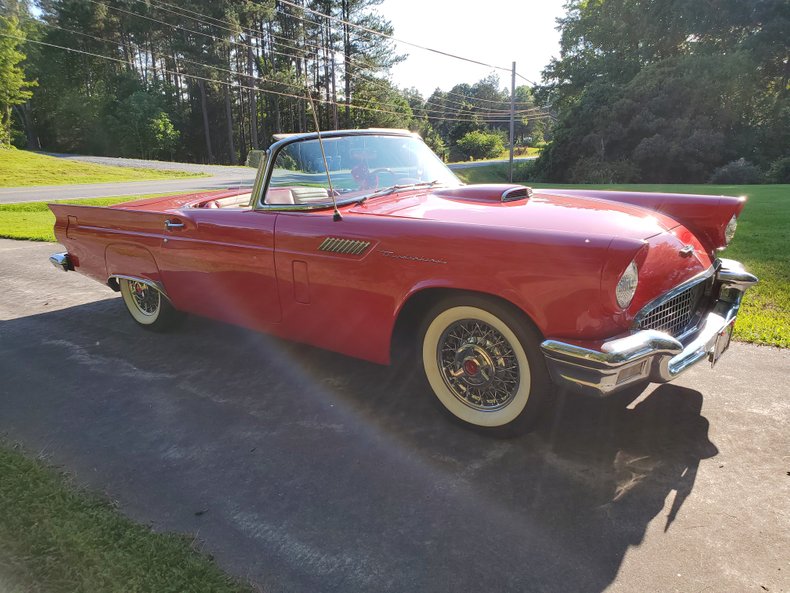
135 0 540 114
38 21 546 125
7 31 554 126
275 0 514 74
44 3 549 123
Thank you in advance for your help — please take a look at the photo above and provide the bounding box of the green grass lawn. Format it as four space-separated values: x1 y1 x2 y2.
0 149 206 187
530 182 789 348
0 443 252 593
448 146 541 165
0 193 194 241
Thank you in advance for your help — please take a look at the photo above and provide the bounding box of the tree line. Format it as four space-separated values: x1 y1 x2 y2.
1 0 543 165
2 0 786 182
535 0 789 183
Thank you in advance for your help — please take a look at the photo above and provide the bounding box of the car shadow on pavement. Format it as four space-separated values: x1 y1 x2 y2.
0 301 719 593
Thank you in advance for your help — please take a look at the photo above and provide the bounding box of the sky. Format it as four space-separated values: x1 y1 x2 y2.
376 0 567 97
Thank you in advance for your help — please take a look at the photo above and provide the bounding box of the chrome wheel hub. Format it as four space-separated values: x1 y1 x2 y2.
438 320 520 411
129 281 159 316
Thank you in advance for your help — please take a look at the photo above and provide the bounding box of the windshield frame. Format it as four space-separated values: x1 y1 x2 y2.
252 129 460 212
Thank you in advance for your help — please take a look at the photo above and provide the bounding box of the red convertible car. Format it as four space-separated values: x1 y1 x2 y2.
49 129 757 433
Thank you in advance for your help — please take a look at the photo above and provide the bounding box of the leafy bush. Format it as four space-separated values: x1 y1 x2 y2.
568 157 639 183
709 158 764 184
456 130 505 160
512 160 536 182
767 157 790 183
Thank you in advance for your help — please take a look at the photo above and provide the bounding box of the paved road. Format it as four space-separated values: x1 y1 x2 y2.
38 151 534 173
1 154 255 204
0 176 255 205
0 155 530 204
37 152 254 176
1 238 788 593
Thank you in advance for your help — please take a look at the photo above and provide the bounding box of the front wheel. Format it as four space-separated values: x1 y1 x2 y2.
119 278 182 331
420 296 550 434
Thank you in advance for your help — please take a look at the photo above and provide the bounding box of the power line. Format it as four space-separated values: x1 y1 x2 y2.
40 8 548 123
136 0 538 112
275 0 513 73
8 31 554 127
39 20 547 124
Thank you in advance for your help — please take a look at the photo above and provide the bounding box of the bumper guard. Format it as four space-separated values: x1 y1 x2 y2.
49 252 73 272
540 259 757 397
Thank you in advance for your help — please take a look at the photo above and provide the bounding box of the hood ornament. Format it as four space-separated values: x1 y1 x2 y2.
679 245 695 257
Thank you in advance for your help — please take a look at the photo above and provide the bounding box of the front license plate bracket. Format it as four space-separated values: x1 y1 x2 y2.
710 321 735 368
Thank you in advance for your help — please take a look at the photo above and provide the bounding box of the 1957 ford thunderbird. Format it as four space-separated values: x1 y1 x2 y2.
49 128 757 433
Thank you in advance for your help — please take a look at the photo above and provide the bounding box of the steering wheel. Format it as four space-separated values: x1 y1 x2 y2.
370 168 397 187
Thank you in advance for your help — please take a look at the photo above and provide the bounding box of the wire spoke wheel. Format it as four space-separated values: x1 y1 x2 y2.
119 278 181 331
128 280 160 316
438 319 520 411
421 297 549 433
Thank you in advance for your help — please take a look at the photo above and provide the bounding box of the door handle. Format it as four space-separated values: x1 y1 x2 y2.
165 219 185 230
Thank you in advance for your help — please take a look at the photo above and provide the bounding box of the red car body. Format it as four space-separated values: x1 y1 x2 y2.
48 129 757 431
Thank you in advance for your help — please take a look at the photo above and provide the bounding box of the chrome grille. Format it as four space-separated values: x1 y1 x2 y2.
637 282 705 337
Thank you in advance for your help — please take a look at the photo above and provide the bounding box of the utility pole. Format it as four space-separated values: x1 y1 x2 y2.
509 61 516 183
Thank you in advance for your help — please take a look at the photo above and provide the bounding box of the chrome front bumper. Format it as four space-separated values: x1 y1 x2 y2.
540 259 758 397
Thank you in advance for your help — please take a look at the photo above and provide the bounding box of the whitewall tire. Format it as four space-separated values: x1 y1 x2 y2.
420 296 549 433
119 278 181 331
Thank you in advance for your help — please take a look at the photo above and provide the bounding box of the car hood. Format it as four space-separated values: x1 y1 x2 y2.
348 186 680 241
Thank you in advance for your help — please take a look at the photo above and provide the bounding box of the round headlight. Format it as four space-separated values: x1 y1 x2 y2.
616 261 639 309
724 215 737 245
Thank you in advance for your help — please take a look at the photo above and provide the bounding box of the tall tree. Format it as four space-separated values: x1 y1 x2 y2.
0 15 35 147
536 0 790 183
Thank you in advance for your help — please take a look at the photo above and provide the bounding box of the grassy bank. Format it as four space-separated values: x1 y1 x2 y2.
454 161 534 183
0 443 251 593
0 149 205 187
0 193 193 241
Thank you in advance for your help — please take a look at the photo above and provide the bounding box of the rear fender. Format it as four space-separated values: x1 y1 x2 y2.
105 243 163 290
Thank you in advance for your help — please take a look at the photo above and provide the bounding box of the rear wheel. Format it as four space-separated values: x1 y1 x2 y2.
119 278 181 331
420 296 550 435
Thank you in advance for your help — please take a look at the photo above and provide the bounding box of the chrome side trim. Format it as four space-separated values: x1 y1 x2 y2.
540 258 757 397
256 197 363 213
107 275 169 298
49 252 73 272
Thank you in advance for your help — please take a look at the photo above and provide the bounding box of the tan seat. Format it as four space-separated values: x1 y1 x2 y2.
290 187 329 203
265 188 295 204
213 194 252 208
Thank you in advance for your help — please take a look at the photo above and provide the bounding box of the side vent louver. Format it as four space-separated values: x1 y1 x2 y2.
501 186 533 202
318 237 371 256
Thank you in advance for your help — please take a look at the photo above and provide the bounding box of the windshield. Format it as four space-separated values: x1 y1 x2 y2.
262 134 460 207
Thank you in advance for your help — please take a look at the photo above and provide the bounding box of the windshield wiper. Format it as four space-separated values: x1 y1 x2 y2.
355 180 443 205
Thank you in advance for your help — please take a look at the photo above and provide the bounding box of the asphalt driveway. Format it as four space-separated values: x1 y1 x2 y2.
0 238 788 593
